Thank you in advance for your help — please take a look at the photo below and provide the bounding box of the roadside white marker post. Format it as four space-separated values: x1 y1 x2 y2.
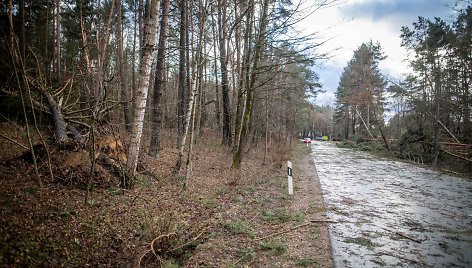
287 161 293 195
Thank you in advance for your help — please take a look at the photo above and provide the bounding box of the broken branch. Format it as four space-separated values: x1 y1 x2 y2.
0 133 28 150
254 219 336 241
170 229 206 252
394 231 422 243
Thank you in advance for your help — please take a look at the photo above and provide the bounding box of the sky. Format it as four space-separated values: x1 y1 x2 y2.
298 0 454 106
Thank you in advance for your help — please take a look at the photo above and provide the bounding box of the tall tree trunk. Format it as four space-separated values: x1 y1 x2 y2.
196 0 209 138
55 0 61 79
7 0 14 53
174 67 196 174
19 0 25 61
126 0 160 182
263 88 269 164
177 0 187 147
149 0 170 156
185 93 197 181
432 62 441 168
218 0 232 146
173 71 198 175
186 0 192 127
233 0 252 154
139 0 144 54
462 62 471 142
351 105 356 135
99 0 115 71
233 0 242 94
131 0 141 115
117 0 131 131
93 0 115 119
371 100 389 150
174 0 206 176
232 0 269 169
195 43 204 137
79 2 93 109
44 0 49 71
344 105 349 140
211 12 222 130
197 44 207 135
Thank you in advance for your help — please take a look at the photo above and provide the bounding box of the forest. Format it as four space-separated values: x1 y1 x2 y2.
331 5 472 173
0 0 330 266
0 0 470 266
0 0 323 182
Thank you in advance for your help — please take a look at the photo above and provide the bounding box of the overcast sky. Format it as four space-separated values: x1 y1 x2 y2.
299 0 453 106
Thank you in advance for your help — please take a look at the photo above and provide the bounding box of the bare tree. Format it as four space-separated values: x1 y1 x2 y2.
217 0 232 145
54 0 61 79
232 0 270 169
117 0 132 131
174 0 207 176
177 0 188 147
149 0 170 156
126 0 160 182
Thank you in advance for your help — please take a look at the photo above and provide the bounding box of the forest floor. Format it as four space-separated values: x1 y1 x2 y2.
0 124 332 267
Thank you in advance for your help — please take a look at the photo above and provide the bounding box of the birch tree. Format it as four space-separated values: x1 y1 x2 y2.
177 0 188 146
126 0 160 182
173 0 207 176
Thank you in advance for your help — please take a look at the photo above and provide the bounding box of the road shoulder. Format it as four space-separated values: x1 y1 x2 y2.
287 144 333 267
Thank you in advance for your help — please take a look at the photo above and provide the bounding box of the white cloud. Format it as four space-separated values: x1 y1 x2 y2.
316 91 336 106
298 0 450 106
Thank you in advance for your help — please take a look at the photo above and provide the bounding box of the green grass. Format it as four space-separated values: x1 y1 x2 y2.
162 259 180 268
261 208 305 224
223 221 254 237
290 144 312 159
245 186 256 194
311 225 320 239
258 239 287 255
297 258 320 267
235 247 255 263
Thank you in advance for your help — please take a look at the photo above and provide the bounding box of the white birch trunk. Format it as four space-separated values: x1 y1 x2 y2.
126 0 160 179
173 1 206 176
173 69 198 175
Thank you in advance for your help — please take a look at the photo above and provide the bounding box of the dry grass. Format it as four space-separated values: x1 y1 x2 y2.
0 127 332 267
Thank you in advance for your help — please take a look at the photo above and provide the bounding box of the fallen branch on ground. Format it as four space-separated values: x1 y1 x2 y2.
440 148 472 163
135 232 176 268
383 227 423 243
0 133 28 150
375 251 424 265
254 222 311 241
394 231 422 243
171 229 206 252
254 219 337 241
310 219 338 224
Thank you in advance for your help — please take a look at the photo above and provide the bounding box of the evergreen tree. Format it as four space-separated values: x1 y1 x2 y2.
333 41 387 141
